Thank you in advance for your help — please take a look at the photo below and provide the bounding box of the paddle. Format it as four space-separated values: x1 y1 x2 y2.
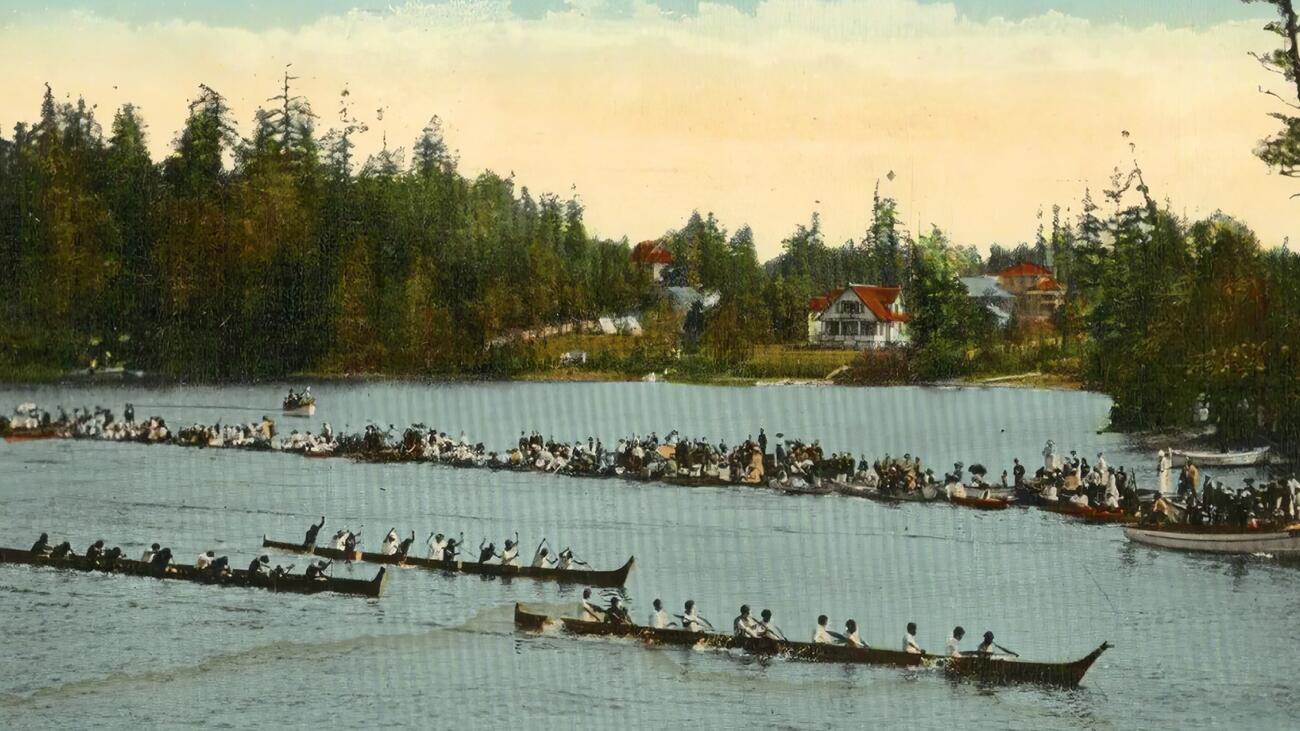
992 642 1020 658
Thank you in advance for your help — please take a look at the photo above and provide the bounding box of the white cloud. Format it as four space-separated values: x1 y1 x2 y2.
0 0 1293 255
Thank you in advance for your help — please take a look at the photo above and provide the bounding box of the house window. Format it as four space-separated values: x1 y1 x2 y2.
826 321 840 337
839 300 862 315
842 321 859 337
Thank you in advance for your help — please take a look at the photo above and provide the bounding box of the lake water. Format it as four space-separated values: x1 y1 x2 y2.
0 381 1293 730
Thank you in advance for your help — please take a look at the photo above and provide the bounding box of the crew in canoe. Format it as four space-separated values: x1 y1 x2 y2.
813 615 833 644
757 609 786 640
733 605 763 638
530 539 557 568
427 533 447 560
946 627 966 657
500 534 521 566
836 619 866 648
648 598 676 629
140 543 160 562
343 530 361 556
30 533 50 555
149 547 173 575
396 531 416 559
477 539 498 564
677 599 711 632
248 555 270 577
49 541 74 559
382 528 400 556
904 622 924 654
305 559 332 580
581 588 604 622
443 535 462 561
196 550 216 570
303 516 326 548
603 596 631 625
85 539 105 561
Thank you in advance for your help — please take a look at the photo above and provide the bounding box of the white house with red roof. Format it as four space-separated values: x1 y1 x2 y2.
808 284 910 348
630 239 673 281
994 262 1066 321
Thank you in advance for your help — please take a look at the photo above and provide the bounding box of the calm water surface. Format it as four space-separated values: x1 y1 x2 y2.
0 382 1293 730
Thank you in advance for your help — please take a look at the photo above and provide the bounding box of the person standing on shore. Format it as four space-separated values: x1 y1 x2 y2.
1157 450 1171 494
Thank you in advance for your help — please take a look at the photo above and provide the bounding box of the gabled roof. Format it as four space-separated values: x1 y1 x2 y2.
811 284 909 323
631 239 673 265
997 262 1053 278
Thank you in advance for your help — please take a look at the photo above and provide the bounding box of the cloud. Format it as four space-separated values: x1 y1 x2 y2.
0 0 1292 255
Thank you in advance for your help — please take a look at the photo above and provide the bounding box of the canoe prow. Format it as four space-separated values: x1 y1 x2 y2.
371 566 389 598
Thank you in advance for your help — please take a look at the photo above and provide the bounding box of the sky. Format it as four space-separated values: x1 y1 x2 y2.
1 0 1294 257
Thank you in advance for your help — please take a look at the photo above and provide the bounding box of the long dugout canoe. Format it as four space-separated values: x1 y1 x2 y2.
1124 525 1300 557
514 604 1110 687
0 547 388 599
263 536 634 587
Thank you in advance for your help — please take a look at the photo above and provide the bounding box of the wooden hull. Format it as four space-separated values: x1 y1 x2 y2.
263 537 633 587
0 547 387 598
2 428 62 443
1124 525 1300 556
513 604 1109 686
1039 501 1135 524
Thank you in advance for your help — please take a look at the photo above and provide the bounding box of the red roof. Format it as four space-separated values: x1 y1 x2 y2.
631 239 673 265
810 284 909 323
998 262 1053 278
1030 276 1063 292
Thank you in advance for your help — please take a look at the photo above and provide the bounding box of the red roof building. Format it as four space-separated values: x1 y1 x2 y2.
808 283 909 348
631 239 673 282
994 262 1066 321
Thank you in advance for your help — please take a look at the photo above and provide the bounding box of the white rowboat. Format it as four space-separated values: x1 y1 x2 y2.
1169 446 1269 467
1124 525 1300 557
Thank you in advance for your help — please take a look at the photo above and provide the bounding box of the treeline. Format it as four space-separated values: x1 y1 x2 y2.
0 83 654 378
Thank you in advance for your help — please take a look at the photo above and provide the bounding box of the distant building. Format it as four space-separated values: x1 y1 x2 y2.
960 275 1015 328
631 239 673 282
995 262 1065 321
808 284 909 348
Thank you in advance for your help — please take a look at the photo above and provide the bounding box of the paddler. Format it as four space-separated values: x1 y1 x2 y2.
904 622 924 654
580 588 605 622
946 627 966 657
140 542 160 562
648 598 676 629
477 539 498 564
677 599 711 633
977 631 1000 655
85 540 105 561
382 528 400 556
812 615 833 644
427 533 448 560
49 541 74 559
30 533 49 555
732 605 763 638
305 559 332 581
332 529 348 551
603 596 631 625
500 532 521 566
397 531 416 559
303 516 326 548
556 548 587 571
531 539 557 568
838 619 865 648
248 555 270 577
196 550 216 570
149 547 173 575
757 609 786 640
343 530 361 556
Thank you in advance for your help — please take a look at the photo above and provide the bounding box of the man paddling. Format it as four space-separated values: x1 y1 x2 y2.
140 543 160 563
603 596 631 625
85 540 105 561
531 539 557 569
904 622 925 654
812 615 833 644
500 533 521 566
305 559 332 581
732 605 763 638
30 533 50 555
757 609 786 641
248 555 270 578
196 550 215 570
648 598 676 629
397 531 416 559
303 516 326 548
580 588 605 622
946 627 966 658
677 599 712 633
834 619 865 648
382 528 400 556
149 547 173 576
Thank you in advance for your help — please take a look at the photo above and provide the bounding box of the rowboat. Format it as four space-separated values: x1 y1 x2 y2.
1170 446 1269 467
513 604 1111 686
1124 524 1300 557
948 494 1012 511
2 427 63 443
262 536 634 587
282 401 316 417
0 547 388 598
1038 500 1136 524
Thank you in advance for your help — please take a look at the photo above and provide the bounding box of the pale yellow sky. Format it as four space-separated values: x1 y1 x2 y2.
1 1 1295 257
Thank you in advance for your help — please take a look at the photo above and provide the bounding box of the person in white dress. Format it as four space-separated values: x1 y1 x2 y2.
1158 450 1172 494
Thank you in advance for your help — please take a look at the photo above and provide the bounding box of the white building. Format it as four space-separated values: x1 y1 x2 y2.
808 284 909 348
